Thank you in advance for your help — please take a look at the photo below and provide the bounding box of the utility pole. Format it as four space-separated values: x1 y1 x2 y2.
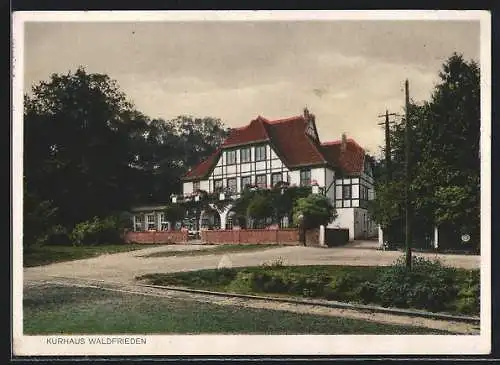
404 79 412 269
377 110 400 248
377 110 400 181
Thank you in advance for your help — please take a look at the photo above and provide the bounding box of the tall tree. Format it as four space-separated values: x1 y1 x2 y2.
369 53 480 249
24 67 148 227
24 68 230 244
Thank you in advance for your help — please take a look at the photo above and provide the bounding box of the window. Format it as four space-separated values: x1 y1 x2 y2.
300 169 311 186
158 213 168 231
271 172 282 187
361 186 368 200
240 147 251 163
241 176 252 190
147 214 156 231
255 145 266 161
193 180 200 192
256 174 267 188
226 150 236 165
226 217 233 230
227 178 237 193
214 179 223 192
343 185 352 199
134 215 144 232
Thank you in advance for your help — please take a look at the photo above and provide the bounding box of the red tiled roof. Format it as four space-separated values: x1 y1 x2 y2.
263 116 327 167
321 139 365 174
182 114 366 180
222 117 270 147
183 148 220 180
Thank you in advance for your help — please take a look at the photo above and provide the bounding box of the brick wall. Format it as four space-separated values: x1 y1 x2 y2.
124 230 189 244
200 229 313 245
305 229 320 246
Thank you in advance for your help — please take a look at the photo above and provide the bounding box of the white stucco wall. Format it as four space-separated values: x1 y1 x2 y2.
329 208 355 241
289 170 300 186
183 182 193 195
328 207 376 241
199 179 209 191
311 167 325 187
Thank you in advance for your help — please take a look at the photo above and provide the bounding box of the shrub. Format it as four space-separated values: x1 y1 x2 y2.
292 194 337 229
229 271 256 291
374 256 458 312
323 272 363 301
454 270 480 314
46 225 71 246
70 215 125 246
357 281 378 304
301 275 330 297
262 275 287 293
261 257 286 268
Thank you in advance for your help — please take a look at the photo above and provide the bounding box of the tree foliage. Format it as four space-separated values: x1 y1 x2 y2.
369 53 480 249
246 194 274 222
163 204 187 226
292 194 337 230
24 67 229 245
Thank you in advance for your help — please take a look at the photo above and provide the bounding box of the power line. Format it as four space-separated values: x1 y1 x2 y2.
377 110 401 181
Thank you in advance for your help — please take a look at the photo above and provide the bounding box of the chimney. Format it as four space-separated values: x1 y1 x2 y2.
341 133 347 153
303 107 310 120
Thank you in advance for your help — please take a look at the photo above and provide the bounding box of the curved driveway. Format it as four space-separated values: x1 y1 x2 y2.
24 244 480 285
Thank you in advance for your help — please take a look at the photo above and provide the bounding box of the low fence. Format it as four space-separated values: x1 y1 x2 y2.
201 228 320 246
124 230 189 244
324 228 349 247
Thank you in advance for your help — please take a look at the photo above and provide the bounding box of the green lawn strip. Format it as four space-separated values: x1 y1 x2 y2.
24 284 450 335
136 265 480 316
23 244 163 267
140 244 281 258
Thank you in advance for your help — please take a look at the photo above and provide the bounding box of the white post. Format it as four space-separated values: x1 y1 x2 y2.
199 210 205 231
434 226 439 249
319 225 325 246
378 225 384 248
132 215 136 232
220 211 227 230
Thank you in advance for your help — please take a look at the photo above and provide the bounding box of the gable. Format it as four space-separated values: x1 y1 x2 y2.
182 111 368 181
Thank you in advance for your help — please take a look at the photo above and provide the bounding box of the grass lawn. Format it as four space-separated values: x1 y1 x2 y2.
23 244 163 267
140 244 280 258
24 284 451 335
137 264 480 316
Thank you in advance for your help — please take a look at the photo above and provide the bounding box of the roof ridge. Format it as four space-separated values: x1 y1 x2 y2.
307 134 328 164
322 138 363 148
255 116 272 140
184 148 220 174
264 115 304 124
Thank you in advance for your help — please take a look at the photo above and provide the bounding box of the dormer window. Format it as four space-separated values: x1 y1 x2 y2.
226 150 236 165
240 147 251 163
255 145 266 161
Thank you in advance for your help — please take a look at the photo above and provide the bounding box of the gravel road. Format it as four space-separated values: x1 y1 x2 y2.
24 243 479 285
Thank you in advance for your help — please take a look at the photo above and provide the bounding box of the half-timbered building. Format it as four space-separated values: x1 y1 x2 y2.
179 108 377 240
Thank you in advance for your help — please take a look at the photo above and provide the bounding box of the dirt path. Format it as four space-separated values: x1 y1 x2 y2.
29 277 479 335
23 244 479 285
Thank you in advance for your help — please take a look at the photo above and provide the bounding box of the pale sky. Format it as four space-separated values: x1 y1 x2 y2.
23 19 480 156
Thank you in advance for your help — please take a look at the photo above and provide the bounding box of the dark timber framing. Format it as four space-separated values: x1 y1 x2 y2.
207 142 289 193
334 173 373 209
